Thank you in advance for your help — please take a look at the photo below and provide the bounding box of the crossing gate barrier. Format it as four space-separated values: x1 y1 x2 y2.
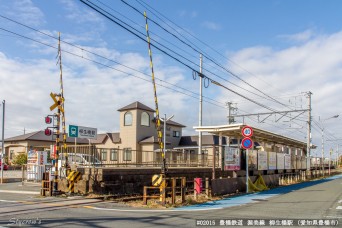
143 175 186 206
41 172 52 196
67 171 81 193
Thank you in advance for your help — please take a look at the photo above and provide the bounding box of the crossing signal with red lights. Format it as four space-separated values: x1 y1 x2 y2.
44 128 52 136
45 116 52 124
44 115 56 136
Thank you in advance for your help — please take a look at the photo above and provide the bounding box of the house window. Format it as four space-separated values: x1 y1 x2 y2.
101 149 107 161
110 149 118 161
124 111 133 126
141 112 150 126
10 150 14 159
123 148 132 161
173 131 180 137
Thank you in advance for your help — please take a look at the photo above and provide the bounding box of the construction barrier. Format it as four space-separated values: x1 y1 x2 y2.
66 171 81 193
248 175 269 192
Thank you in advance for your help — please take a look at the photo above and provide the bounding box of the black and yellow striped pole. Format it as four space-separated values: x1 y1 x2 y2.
52 94 61 196
152 174 166 206
144 12 165 174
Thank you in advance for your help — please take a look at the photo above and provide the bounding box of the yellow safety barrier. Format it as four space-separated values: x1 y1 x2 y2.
67 171 81 193
248 175 269 192
152 174 163 187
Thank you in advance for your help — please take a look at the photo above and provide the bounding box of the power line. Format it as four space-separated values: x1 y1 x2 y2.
0 26 226 109
0 14 226 108
79 0 291 114
131 0 292 108
88 0 281 105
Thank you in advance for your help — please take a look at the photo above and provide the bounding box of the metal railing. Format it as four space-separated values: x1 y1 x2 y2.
59 145 221 168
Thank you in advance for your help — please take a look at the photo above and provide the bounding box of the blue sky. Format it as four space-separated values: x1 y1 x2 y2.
1 0 342 157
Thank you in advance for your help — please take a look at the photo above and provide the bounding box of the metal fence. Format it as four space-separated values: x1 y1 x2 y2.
21 164 53 183
60 145 221 168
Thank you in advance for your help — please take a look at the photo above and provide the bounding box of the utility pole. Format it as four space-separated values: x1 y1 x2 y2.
321 119 324 176
306 91 312 171
227 102 237 124
199 54 203 156
1 100 5 184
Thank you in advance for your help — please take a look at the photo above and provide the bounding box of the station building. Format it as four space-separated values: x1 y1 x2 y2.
3 101 309 171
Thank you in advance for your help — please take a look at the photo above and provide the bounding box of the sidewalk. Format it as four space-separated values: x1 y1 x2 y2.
0 181 40 194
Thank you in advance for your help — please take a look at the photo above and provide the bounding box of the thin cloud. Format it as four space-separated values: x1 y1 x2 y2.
60 0 105 26
3 0 45 26
278 29 315 42
178 10 198 19
201 21 221 31
226 30 342 148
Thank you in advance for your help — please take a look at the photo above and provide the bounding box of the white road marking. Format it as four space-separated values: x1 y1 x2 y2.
0 199 19 203
338 200 342 203
83 205 223 212
0 190 39 195
336 206 342 210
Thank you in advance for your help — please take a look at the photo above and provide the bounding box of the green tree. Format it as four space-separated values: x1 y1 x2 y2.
12 153 27 165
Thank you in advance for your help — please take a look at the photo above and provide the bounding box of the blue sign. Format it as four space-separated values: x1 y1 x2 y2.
69 125 78 137
241 137 253 149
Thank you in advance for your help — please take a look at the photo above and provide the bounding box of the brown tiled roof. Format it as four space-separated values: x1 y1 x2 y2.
89 134 107 144
5 131 89 144
90 133 121 144
108 133 120 143
117 101 155 112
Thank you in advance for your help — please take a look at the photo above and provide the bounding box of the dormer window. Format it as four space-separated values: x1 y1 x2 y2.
124 111 133 126
141 112 150 126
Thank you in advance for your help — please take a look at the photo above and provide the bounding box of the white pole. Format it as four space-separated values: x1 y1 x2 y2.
1 100 5 184
329 149 332 175
246 149 249 193
322 127 324 176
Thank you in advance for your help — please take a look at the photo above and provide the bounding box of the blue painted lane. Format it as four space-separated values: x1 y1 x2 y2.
174 174 342 211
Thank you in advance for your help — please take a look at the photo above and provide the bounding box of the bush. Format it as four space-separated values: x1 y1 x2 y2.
12 153 27 165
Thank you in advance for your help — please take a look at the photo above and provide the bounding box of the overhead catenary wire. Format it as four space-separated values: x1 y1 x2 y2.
93 0 200 62
79 0 294 115
0 14 226 108
0 26 226 110
82 0 281 106
134 0 287 97
123 0 292 109
80 0 313 135
2 3 310 137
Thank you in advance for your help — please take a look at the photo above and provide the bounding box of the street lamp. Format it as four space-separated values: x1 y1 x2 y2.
160 114 174 173
319 115 339 177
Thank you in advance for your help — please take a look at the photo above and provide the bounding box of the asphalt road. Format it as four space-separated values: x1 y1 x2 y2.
0 175 341 227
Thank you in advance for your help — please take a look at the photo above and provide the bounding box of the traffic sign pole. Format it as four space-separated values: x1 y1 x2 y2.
246 149 248 193
241 126 253 194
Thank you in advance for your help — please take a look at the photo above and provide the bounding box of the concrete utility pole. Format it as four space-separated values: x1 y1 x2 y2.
227 102 237 124
321 122 325 176
1 100 5 184
320 114 339 176
306 92 312 170
199 54 203 155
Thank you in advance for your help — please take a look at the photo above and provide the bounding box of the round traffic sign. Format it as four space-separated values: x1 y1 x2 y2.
242 126 253 137
241 137 253 149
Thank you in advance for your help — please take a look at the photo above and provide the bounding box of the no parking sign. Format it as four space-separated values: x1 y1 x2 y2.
241 126 253 149
241 137 253 149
